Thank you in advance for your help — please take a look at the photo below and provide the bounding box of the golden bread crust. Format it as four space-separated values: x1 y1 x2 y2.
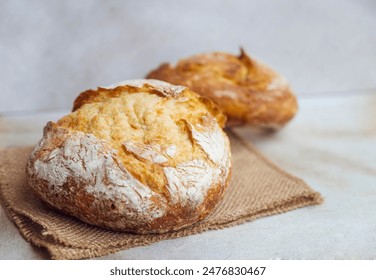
26 79 231 233
147 49 298 128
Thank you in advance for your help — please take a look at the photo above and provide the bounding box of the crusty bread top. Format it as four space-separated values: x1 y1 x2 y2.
56 79 227 196
147 49 298 127
27 79 232 233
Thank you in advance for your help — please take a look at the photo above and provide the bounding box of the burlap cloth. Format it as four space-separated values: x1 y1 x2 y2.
0 130 323 260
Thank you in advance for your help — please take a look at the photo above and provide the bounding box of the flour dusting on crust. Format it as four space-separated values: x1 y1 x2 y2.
164 159 220 206
187 115 227 165
28 125 166 222
165 145 177 158
163 115 231 207
104 79 186 97
123 141 176 164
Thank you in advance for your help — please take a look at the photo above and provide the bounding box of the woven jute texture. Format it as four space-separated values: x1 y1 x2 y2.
0 130 323 260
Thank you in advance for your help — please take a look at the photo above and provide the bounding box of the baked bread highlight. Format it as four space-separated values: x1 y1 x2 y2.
26 79 231 234
147 49 298 128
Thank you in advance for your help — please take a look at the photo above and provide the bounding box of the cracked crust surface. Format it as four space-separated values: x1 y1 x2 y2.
26 79 231 233
147 49 298 128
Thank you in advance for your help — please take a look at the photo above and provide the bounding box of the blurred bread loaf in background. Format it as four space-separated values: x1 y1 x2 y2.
147 49 298 128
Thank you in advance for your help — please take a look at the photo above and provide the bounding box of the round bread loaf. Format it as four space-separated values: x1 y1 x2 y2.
147 49 298 128
26 79 231 234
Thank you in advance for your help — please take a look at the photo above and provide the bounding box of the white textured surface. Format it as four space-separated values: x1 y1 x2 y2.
1 0 376 113
1 91 375 259
29 128 167 222
164 159 220 206
123 141 170 164
188 116 228 165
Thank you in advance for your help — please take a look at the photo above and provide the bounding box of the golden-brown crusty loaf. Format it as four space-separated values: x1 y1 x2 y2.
26 79 231 234
147 49 298 128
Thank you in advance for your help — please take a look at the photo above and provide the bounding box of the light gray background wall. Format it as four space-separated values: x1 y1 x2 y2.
1 0 376 114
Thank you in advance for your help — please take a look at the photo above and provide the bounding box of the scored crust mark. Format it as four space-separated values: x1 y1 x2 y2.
196 96 227 128
123 141 176 164
27 80 232 233
146 49 298 128
163 114 231 207
73 79 186 112
186 115 227 165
